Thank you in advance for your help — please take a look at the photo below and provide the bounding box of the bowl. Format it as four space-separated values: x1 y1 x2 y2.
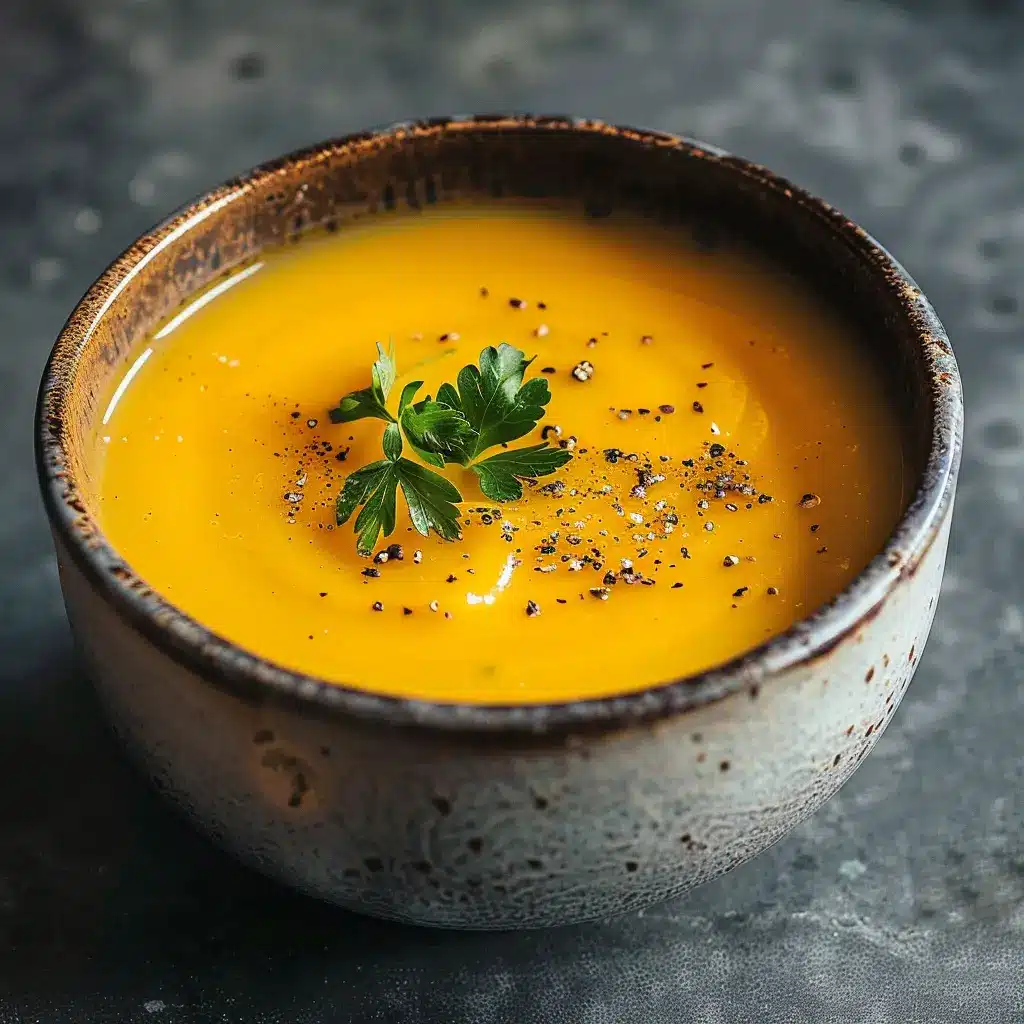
35 116 962 930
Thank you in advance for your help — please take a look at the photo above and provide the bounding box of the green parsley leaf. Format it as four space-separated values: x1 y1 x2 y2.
382 422 403 462
395 458 463 543
397 380 423 416
329 343 572 555
403 439 445 469
335 460 389 524
435 381 462 410
328 387 393 425
401 399 476 463
335 456 464 552
353 470 399 556
454 343 553 459
329 343 398 425
335 460 397 555
471 443 572 502
371 341 396 405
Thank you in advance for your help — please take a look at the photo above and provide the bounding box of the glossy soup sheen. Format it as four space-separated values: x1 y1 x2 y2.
94 203 908 704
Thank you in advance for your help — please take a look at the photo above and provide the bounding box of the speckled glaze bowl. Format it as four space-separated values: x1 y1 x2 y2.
36 116 961 930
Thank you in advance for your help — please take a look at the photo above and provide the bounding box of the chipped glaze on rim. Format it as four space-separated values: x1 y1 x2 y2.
35 115 963 735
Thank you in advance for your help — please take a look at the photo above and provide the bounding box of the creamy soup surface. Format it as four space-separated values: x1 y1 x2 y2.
94 204 907 703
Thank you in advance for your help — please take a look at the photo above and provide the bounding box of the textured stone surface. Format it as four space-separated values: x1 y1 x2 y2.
0 0 1021 1020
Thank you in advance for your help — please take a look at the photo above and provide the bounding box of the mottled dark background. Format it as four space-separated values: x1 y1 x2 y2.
1 1 1022 1021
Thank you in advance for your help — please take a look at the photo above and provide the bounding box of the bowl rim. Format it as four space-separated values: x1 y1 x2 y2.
35 114 963 735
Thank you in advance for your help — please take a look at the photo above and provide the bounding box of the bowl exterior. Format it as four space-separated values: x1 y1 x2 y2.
38 118 962 929
53 504 950 929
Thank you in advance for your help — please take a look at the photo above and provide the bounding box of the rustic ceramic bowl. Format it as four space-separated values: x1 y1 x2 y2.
36 116 962 930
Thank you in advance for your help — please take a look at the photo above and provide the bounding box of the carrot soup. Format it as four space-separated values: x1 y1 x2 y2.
93 204 906 703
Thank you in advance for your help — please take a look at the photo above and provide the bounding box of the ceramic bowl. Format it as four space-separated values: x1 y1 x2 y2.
36 116 962 930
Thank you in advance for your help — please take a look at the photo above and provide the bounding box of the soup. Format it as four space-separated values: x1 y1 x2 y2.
94 204 907 703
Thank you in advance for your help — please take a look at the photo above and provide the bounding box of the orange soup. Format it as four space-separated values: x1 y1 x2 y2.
93 204 907 703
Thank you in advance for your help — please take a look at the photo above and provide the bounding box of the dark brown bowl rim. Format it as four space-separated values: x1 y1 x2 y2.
35 114 963 735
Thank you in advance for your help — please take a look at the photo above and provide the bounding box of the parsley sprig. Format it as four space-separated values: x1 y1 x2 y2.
329 343 572 554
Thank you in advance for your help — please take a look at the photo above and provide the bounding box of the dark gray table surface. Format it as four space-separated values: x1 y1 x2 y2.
1 1 1022 1021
